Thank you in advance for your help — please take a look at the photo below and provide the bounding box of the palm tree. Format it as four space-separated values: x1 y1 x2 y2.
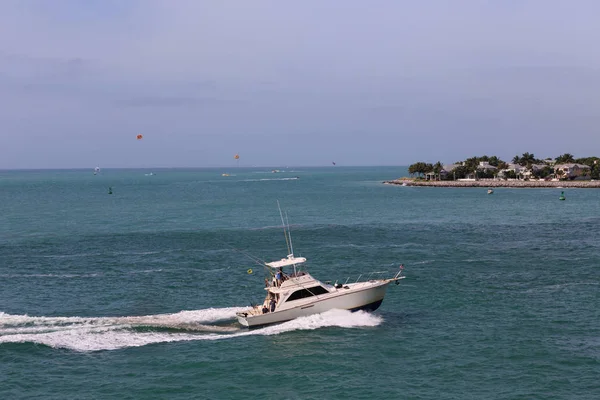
556 153 575 164
408 162 431 179
521 152 536 165
408 163 417 177
432 161 443 181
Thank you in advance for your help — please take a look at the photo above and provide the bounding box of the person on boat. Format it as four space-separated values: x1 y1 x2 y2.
269 297 276 312
275 269 282 287
264 278 270 288
262 305 269 314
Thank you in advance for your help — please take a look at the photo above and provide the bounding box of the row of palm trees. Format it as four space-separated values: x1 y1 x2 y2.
408 153 599 180
511 152 576 166
407 161 443 177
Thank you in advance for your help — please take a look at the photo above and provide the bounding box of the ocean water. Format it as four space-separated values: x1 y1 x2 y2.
1 167 598 399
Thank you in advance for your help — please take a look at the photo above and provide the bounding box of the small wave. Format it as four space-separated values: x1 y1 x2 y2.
0 273 101 278
111 251 163 256
318 242 419 251
242 177 299 182
525 282 600 293
248 224 303 231
461 258 502 263
411 260 435 265
0 309 382 352
128 269 164 274
39 253 103 259
35 250 165 259
197 267 228 273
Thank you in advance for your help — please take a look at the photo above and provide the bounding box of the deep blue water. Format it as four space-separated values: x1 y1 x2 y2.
1 167 598 399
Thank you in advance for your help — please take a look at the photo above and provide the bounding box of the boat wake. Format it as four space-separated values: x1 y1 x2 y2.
242 177 299 182
0 308 382 352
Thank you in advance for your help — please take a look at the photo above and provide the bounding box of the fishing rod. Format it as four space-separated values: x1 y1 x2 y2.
214 236 274 276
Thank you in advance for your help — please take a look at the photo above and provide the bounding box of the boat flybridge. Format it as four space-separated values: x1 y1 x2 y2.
235 252 405 328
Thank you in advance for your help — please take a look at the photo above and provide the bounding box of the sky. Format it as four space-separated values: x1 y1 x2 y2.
1 0 600 169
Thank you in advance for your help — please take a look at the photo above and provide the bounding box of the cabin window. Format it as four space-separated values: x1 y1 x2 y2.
285 286 329 302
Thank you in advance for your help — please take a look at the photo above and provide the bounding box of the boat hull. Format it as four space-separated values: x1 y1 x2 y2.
349 298 383 312
236 281 390 328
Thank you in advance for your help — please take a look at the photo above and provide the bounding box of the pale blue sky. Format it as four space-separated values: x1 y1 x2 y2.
1 0 599 168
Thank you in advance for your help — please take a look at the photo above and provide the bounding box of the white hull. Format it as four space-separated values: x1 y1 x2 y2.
236 281 391 328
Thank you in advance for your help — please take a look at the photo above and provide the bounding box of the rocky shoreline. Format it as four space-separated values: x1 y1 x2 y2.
383 179 600 188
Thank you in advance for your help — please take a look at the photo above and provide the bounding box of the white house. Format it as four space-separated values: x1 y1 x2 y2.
477 161 498 172
522 164 548 179
425 164 460 181
498 163 525 178
554 163 591 180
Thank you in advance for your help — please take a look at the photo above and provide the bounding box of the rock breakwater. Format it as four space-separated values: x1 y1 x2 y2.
383 180 600 188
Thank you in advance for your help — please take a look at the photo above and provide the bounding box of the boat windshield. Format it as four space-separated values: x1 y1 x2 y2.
284 286 329 302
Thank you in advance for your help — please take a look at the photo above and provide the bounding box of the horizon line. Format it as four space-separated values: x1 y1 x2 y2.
0 165 410 171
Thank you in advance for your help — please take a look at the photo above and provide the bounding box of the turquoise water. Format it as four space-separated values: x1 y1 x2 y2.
1 167 598 399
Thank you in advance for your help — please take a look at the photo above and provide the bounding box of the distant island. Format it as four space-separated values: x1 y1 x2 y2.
384 153 600 188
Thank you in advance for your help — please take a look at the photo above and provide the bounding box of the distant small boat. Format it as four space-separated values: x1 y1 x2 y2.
487 188 494 194
108 187 113 195
272 169 280 173
94 166 100 175
222 173 230 177
559 191 565 201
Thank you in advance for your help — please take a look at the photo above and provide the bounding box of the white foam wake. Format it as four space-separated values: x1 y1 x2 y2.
243 177 299 182
0 307 245 331
0 308 382 352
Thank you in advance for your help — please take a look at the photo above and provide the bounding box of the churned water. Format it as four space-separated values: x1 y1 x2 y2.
1 167 598 399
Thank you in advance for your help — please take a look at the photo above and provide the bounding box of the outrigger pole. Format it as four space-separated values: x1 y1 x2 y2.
285 212 294 256
277 200 291 255
277 200 300 276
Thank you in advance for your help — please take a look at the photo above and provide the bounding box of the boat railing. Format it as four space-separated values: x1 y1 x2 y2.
339 270 394 286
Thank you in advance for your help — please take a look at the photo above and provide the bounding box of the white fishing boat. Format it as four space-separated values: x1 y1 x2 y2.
487 188 494 194
235 207 405 328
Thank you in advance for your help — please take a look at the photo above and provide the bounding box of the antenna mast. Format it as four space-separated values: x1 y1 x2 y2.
277 200 291 255
285 211 294 256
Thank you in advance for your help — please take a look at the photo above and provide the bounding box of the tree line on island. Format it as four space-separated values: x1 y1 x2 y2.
408 153 600 180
